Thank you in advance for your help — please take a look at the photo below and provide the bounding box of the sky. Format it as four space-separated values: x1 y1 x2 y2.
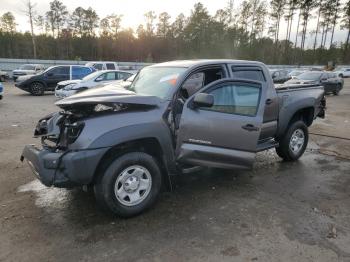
0 0 348 48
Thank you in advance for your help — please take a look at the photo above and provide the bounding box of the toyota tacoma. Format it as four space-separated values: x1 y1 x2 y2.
21 60 326 217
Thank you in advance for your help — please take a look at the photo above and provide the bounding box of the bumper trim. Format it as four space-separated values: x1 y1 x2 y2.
21 145 109 188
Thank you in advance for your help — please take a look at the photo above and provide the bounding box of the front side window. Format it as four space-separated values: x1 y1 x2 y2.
103 72 116 80
117 72 132 80
72 66 92 80
93 63 103 70
202 83 261 116
49 66 69 76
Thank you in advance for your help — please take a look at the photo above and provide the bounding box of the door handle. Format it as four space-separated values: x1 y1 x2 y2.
266 99 273 105
242 124 259 131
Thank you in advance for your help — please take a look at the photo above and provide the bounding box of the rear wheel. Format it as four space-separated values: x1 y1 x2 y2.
333 84 341 95
94 152 162 217
339 74 344 78
30 82 45 96
276 120 308 161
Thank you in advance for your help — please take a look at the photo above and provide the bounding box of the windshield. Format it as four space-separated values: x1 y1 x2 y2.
82 71 101 81
296 72 322 80
290 71 303 76
127 67 187 98
19 65 35 70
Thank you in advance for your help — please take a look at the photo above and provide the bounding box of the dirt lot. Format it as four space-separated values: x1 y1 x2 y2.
1 80 350 262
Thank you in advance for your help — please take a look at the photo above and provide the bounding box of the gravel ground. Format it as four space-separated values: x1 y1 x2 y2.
0 80 350 262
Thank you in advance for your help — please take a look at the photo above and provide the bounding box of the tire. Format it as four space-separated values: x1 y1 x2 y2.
30 82 45 96
339 74 344 78
94 152 162 217
333 85 341 95
276 120 308 161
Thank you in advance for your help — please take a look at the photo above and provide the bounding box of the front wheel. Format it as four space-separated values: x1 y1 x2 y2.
94 152 162 217
276 120 308 161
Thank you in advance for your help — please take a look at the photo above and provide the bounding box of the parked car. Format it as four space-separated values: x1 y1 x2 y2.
85 61 119 71
269 69 291 83
0 70 9 82
333 67 350 78
0 82 3 99
101 74 136 89
12 64 45 81
288 70 305 79
55 70 133 98
284 71 344 95
15 65 95 96
21 59 325 217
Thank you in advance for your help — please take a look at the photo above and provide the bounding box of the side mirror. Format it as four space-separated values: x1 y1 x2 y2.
321 78 327 82
95 76 104 82
193 93 214 108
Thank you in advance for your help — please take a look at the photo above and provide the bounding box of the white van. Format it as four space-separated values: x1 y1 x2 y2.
85 61 119 71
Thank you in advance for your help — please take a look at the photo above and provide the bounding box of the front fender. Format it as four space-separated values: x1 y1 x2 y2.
89 122 177 174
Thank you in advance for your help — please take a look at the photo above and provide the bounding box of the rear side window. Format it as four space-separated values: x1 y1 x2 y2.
106 63 116 70
72 66 92 80
202 83 261 116
117 72 132 80
231 66 266 82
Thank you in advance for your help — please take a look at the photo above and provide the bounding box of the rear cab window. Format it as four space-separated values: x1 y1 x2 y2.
231 66 266 82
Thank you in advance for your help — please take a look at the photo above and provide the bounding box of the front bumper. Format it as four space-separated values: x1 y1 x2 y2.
55 88 77 99
21 145 108 188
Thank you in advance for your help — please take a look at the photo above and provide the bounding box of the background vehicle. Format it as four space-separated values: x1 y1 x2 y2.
0 82 3 99
333 67 350 78
12 64 45 81
15 65 95 96
100 74 136 89
288 70 305 79
285 71 343 95
22 60 325 217
55 70 133 98
270 69 291 83
0 70 9 82
85 61 119 71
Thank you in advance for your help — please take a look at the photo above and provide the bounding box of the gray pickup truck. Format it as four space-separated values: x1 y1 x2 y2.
21 60 326 217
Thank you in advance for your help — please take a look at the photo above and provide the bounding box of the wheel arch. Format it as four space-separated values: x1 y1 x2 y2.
93 137 173 190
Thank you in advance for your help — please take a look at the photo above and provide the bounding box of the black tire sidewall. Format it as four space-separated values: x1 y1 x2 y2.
95 152 162 217
30 82 44 96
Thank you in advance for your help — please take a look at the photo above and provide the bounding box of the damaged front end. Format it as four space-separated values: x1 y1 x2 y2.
21 89 160 188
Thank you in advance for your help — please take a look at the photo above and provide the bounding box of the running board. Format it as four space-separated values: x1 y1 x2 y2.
181 166 205 174
256 139 279 152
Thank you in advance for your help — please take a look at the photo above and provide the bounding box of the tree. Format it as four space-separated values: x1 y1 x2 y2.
34 15 45 34
70 7 86 36
269 0 286 43
299 0 316 50
157 12 171 37
45 0 68 37
84 7 99 36
1 12 17 33
329 0 341 47
24 0 37 58
144 11 157 35
341 0 350 60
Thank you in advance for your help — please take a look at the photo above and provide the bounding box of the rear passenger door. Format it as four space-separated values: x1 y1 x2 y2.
176 79 267 170
230 65 278 140
45 66 70 88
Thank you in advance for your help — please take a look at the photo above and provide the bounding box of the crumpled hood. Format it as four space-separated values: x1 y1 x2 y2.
55 85 161 109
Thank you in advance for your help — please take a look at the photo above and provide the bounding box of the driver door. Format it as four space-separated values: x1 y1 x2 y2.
176 79 266 170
